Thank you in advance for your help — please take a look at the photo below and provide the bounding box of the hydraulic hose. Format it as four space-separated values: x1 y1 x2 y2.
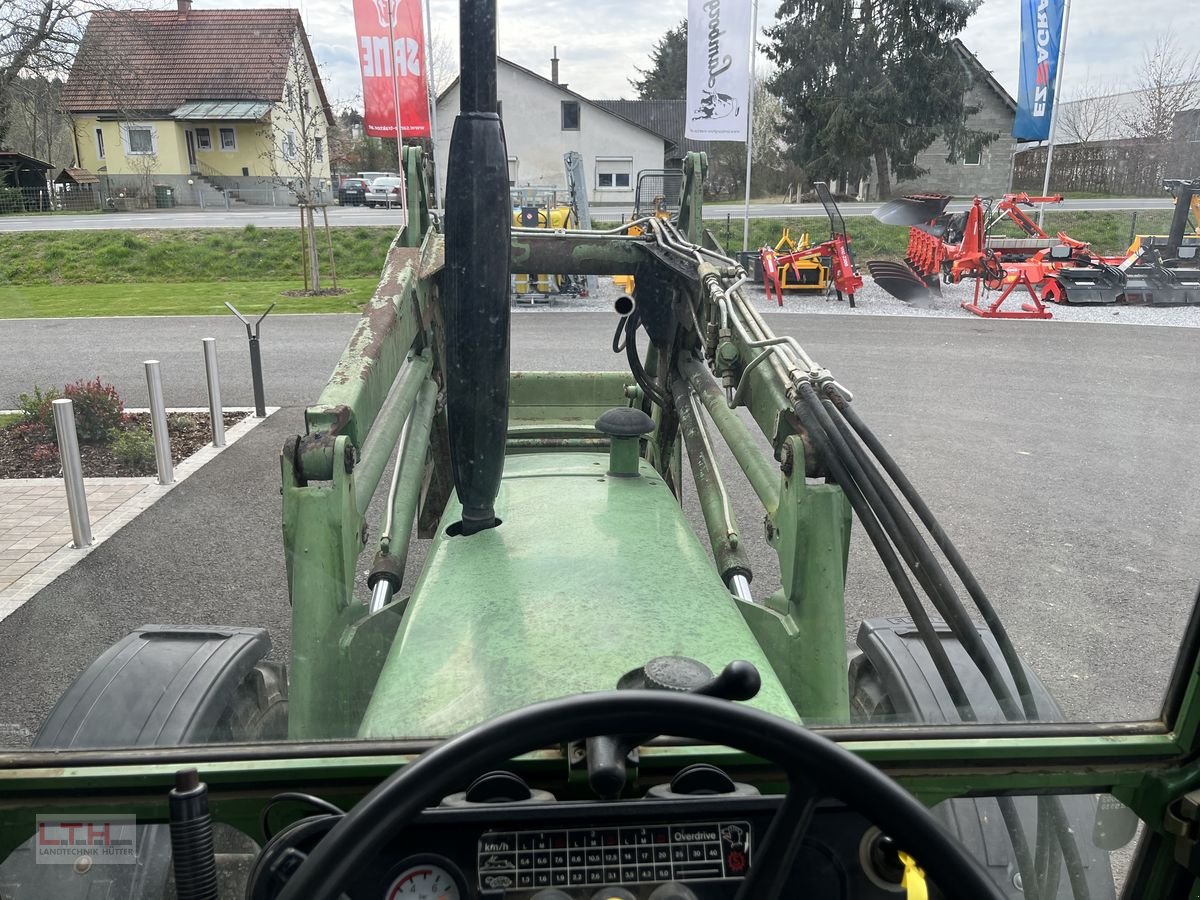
793 385 1058 900
788 391 975 717
804 384 1090 900
623 311 666 408
797 385 1022 721
824 387 1039 717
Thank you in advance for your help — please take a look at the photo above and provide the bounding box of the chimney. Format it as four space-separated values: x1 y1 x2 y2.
551 46 559 85
177 0 192 12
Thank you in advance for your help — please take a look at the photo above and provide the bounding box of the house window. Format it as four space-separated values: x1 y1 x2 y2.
963 147 982 166
283 131 297 160
286 85 295 111
561 100 580 131
125 125 154 155
595 157 632 190
219 127 237 151
315 136 323 161
507 157 518 187
95 128 105 159
195 127 212 150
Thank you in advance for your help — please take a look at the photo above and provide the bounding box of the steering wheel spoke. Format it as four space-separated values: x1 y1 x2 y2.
733 775 818 900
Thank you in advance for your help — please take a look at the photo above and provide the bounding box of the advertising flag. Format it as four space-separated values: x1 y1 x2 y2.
685 0 752 141
1013 0 1066 141
354 0 431 138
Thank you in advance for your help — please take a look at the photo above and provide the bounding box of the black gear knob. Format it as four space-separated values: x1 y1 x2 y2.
695 660 761 702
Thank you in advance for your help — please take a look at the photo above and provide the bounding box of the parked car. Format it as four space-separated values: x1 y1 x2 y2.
358 170 398 184
366 176 404 208
337 177 370 206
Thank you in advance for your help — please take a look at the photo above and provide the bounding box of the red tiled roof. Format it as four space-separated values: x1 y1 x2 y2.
62 8 332 124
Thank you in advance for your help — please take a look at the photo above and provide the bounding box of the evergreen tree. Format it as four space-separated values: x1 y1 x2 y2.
764 0 992 199
630 20 688 100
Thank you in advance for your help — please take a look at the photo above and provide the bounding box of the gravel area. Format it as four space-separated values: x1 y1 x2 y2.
518 276 1200 327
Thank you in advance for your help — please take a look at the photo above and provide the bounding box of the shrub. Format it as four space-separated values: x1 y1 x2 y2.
17 385 59 428
9 421 51 442
62 377 124 444
110 427 155 468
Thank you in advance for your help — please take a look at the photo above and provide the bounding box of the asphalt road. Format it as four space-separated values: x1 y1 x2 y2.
0 312 1196 749
0 195 1177 232
0 313 361 410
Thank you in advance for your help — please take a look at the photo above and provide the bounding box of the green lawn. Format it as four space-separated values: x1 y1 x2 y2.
0 224 396 319
0 225 395 284
0 413 19 428
0 279 377 319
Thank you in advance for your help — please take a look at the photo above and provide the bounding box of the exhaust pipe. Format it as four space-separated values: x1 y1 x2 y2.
443 0 510 536
613 294 636 317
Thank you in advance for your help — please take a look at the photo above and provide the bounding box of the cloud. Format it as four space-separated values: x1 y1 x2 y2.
963 0 1200 97
196 0 1199 109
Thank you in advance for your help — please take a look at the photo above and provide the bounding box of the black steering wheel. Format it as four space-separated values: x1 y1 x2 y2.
273 691 1005 900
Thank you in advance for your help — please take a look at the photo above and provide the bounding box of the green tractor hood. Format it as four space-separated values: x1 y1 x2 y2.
358 451 799 739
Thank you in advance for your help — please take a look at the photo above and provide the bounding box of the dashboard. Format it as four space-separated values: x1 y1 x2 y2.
325 794 908 900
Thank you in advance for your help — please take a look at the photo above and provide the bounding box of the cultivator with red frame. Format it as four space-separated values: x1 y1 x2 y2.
870 181 1200 314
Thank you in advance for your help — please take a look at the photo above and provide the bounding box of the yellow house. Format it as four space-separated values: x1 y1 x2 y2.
62 0 333 206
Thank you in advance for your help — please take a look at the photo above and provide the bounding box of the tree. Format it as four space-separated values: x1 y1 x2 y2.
1058 76 1121 146
1121 32 1200 142
630 19 687 100
3 74 75 164
260 35 336 292
764 0 992 200
707 77 791 198
0 0 89 147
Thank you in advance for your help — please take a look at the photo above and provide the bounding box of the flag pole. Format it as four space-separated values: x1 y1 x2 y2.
1037 0 1072 227
388 3 408 226
422 0 439 204
741 0 758 251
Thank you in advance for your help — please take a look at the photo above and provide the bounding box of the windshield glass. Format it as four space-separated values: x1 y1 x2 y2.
0 0 1198 756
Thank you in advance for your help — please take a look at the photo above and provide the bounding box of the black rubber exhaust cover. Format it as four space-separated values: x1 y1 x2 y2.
443 0 510 535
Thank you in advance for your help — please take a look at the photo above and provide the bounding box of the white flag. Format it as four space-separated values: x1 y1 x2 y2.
685 0 752 141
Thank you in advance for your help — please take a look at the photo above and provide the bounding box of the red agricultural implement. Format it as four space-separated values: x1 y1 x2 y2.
868 192 1093 319
869 181 1200 313
761 182 863 307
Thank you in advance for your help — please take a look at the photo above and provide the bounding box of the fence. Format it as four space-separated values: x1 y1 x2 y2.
0 185 104 214
1014 140 1200 196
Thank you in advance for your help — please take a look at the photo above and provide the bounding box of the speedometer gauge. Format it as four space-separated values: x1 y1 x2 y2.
385 857 464 900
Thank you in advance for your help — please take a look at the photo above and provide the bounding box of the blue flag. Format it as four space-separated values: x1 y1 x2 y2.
1013 0 1066 141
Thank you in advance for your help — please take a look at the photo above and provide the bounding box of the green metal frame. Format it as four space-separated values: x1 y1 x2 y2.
3 149 1200 896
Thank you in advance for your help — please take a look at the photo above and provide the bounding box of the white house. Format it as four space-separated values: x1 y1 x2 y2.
434 57 670 206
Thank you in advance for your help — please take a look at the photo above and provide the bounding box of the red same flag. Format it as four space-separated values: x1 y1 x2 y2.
353 0 431 138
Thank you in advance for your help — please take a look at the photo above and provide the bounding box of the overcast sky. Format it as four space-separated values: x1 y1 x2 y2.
203 0 1200 109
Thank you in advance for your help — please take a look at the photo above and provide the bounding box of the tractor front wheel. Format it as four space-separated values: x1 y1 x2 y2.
212 660 289 743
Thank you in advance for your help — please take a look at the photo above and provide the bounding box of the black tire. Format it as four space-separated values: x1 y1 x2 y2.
848 653 896 722
212 660 288 743
848 654 1116 900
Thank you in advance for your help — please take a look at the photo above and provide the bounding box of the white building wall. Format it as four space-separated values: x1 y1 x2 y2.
435 61 666 206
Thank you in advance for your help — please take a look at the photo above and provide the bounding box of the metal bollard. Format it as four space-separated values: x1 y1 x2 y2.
201 338 226 447
224 302 274 417
51 399 92 548
144 360 174 485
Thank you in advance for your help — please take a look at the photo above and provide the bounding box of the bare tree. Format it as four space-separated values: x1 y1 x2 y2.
426 28 455 96
1058 76 1122 146
3 74 75 163
260 34 336 291
0 0 92 147
1121 32 1200 141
